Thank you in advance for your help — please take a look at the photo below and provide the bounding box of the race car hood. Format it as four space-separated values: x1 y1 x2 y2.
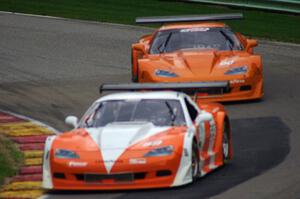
178 50 216 75
85 122 172 150
142 49 258 79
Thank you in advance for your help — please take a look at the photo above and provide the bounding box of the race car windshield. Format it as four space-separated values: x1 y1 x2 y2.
79 99 186 127
150 27 242 54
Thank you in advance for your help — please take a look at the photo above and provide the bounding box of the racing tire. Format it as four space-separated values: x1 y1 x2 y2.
131 50 139 82
222 121 230 164
191 141 199 182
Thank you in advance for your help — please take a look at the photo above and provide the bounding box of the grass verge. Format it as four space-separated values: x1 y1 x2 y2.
0 135 23 185
0 0 299 43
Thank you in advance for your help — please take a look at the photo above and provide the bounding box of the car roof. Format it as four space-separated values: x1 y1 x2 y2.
97 91 186 102
159 22 226 31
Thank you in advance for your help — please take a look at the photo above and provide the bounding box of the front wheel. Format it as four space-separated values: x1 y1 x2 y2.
222 122 230 164
131 50 139 82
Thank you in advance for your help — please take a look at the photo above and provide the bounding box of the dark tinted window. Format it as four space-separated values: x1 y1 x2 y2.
150 27 242 54
79 99 186 127
184 98 198 121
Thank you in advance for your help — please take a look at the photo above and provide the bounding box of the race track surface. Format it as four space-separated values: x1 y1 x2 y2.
0 13 300 199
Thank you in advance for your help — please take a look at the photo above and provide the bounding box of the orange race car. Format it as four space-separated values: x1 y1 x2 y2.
42 83 232 190
131 13 263 102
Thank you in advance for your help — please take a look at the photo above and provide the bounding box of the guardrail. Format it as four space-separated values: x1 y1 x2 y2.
184 0 300 14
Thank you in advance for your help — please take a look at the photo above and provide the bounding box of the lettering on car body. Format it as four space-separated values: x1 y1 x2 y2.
230 79 245 84
180 28 209 32
68 161 88 167
129 158 147 164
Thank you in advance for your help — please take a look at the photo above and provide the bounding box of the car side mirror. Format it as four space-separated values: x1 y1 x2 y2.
65 115 78 128
245 39 257 53
195 111 213 123
132 43 148 56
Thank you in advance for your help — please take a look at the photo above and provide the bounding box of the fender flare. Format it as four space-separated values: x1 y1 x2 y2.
42 135 56 189
172 128 195 186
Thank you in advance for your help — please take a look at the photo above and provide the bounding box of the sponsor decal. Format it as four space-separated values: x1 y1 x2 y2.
230 79 245 84
68 161 88 167
219 59 235 67
143 140 162 147
180 28 209 32
95 159 124 164
183 148 189 157
129 158 147 165
45 151 49 160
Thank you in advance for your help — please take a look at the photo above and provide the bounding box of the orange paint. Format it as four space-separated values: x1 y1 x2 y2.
131 22 263 102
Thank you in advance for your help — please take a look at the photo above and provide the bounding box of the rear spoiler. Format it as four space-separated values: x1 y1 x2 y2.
99 82 230 94
135 13 243 24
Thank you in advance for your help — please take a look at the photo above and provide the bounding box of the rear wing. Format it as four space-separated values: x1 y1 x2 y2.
135 13 243 24
99 82 230 95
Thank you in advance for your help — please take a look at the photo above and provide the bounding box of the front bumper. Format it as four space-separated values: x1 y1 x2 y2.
197 78 263 102
142 72 263 102
47 153 184 190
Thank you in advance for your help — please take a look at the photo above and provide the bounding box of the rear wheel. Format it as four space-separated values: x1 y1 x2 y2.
222 122 230 164
191 142 199 181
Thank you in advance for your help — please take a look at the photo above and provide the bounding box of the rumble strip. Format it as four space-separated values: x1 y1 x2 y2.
0 111 57 199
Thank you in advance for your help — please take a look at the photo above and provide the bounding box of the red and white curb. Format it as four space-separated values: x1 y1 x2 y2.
0 110 58 199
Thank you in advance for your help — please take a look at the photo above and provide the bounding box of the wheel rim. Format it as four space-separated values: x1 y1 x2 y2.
222 132 229 159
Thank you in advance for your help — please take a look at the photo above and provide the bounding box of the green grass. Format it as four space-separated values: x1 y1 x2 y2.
0 0 299 43
0 135 23 185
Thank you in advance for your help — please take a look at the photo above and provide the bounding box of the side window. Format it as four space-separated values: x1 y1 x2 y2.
184 98 198 122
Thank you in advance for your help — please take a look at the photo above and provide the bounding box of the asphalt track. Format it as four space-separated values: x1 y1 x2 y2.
0 12 300 199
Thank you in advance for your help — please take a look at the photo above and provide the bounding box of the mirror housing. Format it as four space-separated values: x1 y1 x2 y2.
65 115 78 129
132 43 148 56
196 111 213 123
245 39 257 53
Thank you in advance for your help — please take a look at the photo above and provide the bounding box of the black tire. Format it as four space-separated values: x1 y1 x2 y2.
191 141 199 181
131 68 138 82
222 121 230 164
131 50 139 82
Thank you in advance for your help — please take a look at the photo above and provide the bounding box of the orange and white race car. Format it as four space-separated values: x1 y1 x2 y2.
42 83 232 190
131 13 263 102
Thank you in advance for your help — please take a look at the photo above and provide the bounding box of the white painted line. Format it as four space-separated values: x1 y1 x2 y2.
0 109 59 134
259 40 300 48
38 195 48 199
0 10 154 30
0 10 67 20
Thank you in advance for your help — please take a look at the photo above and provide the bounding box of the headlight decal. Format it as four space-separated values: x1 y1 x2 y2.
144 145 174 157
225 66 248 75
55 149 80 159
155 70 178 77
